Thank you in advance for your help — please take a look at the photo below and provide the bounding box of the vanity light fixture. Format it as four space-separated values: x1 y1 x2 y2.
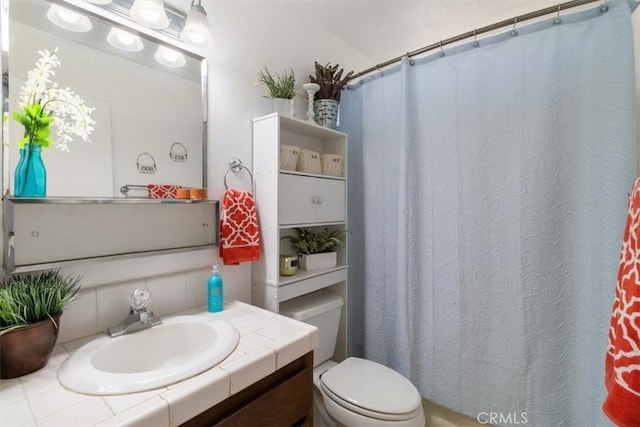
154 45 186 68
129 0 170 30
180 0 211 48
106 27 144 52
46 4 93 32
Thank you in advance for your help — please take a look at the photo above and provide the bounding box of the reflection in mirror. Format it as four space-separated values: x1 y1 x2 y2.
3 0 206 198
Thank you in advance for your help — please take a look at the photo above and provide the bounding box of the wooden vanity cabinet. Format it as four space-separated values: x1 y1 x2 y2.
181 352 313 427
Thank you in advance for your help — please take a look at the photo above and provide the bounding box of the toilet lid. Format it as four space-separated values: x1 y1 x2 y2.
319 358 421 416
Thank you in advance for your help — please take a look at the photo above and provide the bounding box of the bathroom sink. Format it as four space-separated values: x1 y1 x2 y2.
58 315 239 395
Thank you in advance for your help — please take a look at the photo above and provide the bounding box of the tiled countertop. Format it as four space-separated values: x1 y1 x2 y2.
0 301 319 427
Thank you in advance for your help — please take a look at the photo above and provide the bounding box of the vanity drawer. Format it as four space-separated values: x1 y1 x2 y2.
217 366 312 426
279 173 345 225
182 352 313 427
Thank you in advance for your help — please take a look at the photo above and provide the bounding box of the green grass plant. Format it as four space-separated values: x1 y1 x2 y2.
0 271 81 332
257 67 296 99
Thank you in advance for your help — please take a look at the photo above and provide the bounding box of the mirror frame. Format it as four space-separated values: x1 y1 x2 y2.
0 0 209 198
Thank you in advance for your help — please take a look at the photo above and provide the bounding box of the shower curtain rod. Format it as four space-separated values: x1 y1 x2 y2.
351 0 603 80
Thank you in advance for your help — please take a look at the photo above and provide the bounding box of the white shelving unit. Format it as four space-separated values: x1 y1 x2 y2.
252 113 348 362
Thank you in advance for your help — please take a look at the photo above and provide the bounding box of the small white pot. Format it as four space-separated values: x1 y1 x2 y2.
299 252 337 271
272 98 293 117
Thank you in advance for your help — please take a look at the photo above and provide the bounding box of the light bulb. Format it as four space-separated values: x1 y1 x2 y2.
154 46 186 68
180 4 211 48
107 27 144 52
47 4 92 32
129 0 169 29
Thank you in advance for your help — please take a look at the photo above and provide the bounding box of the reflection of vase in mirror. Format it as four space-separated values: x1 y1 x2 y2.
272 98 293 118
14 144 47 198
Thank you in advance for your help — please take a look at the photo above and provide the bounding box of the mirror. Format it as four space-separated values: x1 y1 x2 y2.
2 0 207 198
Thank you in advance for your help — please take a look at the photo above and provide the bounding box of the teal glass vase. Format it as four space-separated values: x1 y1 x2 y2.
14 144 46 198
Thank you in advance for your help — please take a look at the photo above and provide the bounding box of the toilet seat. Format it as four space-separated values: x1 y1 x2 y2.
319 357 422 421
320 382 424 422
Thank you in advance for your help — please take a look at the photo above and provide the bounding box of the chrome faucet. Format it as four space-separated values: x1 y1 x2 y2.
106 288 162 338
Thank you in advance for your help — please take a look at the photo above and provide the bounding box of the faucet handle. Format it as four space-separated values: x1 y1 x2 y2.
129 288 150 311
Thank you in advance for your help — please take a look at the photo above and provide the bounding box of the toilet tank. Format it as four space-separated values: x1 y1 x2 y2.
280 289 343 367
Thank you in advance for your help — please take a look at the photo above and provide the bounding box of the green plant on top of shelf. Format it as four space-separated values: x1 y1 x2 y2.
257 67 296 100
281 227 347 255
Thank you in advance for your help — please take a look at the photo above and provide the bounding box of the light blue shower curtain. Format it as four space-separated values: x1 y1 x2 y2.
340 2 637 426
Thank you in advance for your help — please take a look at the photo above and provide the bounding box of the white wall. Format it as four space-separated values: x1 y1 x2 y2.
52 0 639 344
54 1 372 344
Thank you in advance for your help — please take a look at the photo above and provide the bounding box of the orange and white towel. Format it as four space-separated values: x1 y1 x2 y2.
603 177 640 427
219 189 261 265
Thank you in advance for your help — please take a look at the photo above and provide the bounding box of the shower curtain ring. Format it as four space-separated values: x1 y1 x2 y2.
554 4 562 24
511 16 519 36
438 41 445 57
600 0 609 12
375 65 383 77
406 53 416 66
472 29 480 47
357 72 364 85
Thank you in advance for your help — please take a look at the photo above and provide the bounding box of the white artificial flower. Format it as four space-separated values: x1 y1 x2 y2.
15 47 95 152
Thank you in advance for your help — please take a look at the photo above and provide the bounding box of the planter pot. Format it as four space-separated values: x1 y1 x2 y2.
0 312 62 379
313 99 339 128
299 252 337 271
272 98 294 117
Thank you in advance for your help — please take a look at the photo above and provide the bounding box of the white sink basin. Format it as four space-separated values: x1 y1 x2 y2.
58 315 239 395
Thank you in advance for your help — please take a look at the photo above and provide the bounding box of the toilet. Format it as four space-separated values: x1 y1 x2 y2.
280 290 426 427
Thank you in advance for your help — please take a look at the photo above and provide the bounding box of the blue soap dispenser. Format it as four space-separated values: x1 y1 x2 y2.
208 265 224 313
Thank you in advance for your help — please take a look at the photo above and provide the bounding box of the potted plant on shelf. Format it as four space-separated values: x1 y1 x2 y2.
308 62 354 128
0 270 81 379
257 67 296 117
281 227 347 271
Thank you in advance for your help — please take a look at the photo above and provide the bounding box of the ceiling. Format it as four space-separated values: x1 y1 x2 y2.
165 0 565 66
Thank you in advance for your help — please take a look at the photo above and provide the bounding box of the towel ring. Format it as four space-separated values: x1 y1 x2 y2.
224 158 254 190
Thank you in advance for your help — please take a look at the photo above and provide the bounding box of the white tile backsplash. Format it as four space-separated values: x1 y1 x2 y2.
145 273 187 316
57 288 97 343
185 268 209 308
220 263 253 302
56 267 253 344
96 279 146 333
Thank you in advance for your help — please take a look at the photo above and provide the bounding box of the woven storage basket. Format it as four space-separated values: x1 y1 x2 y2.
280 145 300 171
297 149 322 174
321 154 343 177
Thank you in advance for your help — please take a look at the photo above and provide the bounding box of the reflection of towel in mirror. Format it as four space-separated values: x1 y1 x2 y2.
147 184 181 198
219 189 261 265
603 177 640 427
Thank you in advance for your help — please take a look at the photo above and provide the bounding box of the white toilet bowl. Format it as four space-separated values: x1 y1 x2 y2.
280 290 425 427
313 358 425 427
